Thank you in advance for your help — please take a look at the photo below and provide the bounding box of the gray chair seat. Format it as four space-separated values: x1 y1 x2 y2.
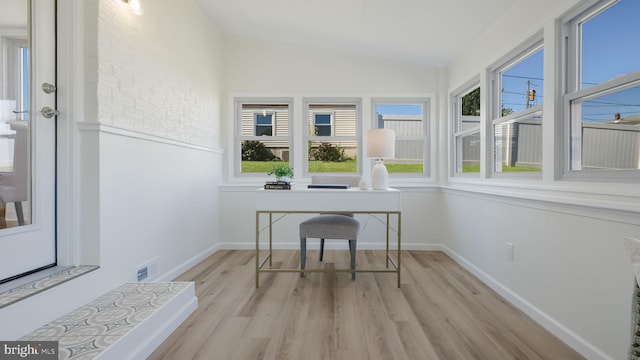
299 214 360 280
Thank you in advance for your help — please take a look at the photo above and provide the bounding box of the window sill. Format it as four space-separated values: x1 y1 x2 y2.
443 181 640 224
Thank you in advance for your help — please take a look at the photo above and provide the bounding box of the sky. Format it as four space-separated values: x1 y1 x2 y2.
502 0 640 123
376 104 423 116
378 0 640 123
579 0 640 122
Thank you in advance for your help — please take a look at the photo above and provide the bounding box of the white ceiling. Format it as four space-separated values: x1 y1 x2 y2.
194 0 520 66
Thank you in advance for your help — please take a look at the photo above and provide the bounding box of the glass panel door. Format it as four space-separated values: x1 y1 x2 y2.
0 0 57 282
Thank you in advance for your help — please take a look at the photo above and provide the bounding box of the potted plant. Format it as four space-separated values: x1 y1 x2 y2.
267 164 294 183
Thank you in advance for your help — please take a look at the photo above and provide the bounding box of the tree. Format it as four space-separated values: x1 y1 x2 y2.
502 107 513 117
309 142 345 162
241 140 277 161
462 88 481 116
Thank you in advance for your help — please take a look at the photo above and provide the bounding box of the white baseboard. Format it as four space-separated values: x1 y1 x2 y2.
159 242 609 360
439 245 611 360
157 244 221 282
215 241 440 251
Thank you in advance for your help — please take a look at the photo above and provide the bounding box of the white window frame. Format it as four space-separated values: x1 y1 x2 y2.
2 36 29 120
303 98 361 176
235 98 293 178
562 0 640 181
489 34 544 177
371 98 430 178
451 79 481 177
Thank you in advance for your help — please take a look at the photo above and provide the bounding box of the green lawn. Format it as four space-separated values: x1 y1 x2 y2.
242 161 538 174
242 160 358 173
385 163 424 173
242 160 424 174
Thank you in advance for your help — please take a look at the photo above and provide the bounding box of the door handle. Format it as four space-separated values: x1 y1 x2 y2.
40 107 59 118
42 83 56 94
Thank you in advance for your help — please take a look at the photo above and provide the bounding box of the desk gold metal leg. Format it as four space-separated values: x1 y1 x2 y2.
269 212 273 266
386 212 390 268
256 211 260 288
397 212 402 288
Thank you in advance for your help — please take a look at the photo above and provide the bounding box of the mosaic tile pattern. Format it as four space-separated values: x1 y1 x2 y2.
20 282 191 360
0 266 99 309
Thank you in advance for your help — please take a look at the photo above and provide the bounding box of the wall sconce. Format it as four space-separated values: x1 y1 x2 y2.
121 0 143 15
367 128 395 190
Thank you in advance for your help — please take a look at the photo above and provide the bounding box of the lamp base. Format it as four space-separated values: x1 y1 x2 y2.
371 160 389 190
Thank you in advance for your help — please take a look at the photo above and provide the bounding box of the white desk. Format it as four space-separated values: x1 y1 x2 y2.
255 187 402 287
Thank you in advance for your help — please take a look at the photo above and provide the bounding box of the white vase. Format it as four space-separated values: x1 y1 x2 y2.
359 178 369 190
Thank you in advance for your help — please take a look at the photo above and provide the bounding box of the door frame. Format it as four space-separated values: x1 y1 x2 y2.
56 0 100 267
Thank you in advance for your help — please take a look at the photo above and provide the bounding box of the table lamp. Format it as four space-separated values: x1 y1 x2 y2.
367 128 395 190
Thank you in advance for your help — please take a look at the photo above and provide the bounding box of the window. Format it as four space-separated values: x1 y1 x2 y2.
373 100 429 175
494 112 542 173
237 100 292 175
255 113 273 136
452 84 481 174
19 46 29 121
305 100 360 174
565 0 640 175
4 38 29 121
313 113 332 136
491 38 543 173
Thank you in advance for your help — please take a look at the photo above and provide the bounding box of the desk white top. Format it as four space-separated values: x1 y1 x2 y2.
256 187 401 212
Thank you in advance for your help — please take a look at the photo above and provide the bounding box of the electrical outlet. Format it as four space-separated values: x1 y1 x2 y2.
506 242 514 261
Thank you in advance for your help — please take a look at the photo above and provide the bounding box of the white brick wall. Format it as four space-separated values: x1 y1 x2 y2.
96 0 222 148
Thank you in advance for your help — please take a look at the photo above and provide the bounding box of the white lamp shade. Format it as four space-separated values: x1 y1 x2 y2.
367 128 395 159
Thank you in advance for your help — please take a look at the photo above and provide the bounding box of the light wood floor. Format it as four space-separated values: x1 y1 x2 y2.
149 250 584 360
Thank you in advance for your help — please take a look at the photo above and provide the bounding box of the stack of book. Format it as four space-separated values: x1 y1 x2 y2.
264 181 292 190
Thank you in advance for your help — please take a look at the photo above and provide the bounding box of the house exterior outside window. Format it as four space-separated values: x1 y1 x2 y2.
236 99 292 175
305 100 360 174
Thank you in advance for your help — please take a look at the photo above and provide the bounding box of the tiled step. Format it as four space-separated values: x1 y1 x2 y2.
0 266 99 309
19 282 197 360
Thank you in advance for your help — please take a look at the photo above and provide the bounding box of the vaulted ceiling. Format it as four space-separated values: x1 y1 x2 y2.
194 0 520 66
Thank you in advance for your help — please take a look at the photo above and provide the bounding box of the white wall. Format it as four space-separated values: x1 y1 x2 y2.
441 191 638 360
444 0 640 359
219 37 442 249
97 0 222 148
448 0 581 89
219 188 441 250
92 0 224 277
224 36 439 94
3 2 634 359
0 0 224 339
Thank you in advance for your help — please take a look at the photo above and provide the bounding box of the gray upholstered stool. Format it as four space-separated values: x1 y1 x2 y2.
299 214 360 280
